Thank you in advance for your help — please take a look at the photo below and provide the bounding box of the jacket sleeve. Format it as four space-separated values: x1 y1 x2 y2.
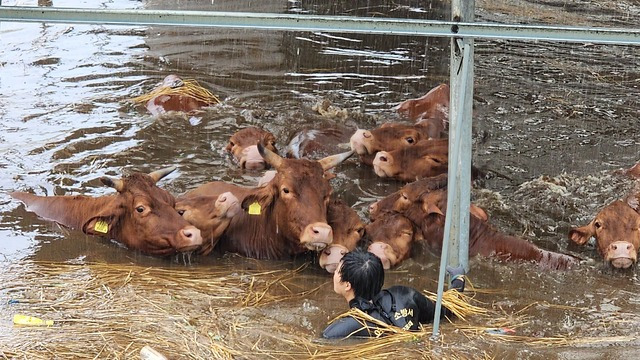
322 316 376 339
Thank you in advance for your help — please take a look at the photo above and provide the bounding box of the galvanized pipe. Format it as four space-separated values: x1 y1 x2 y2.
431 42 472 339
0 6 639 45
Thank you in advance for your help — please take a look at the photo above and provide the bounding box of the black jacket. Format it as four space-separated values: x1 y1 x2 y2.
323 278 464 339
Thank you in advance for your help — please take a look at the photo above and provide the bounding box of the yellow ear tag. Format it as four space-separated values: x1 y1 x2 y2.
94 220 109 234
248 202 261 215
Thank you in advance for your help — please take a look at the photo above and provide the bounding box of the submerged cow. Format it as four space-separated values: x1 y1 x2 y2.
569 194 640 269
11 167 203 256
372 139 449 182
318 199 365 273
182 144 353 259
396 83 450 139
398 188 578 270
365 212 418 269
175 192 241 256
286 127 354 160
142 75 217 116
350 123 434 166
226 127 278 170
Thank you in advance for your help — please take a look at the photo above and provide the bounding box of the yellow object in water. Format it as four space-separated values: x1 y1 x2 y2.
13 314 54 326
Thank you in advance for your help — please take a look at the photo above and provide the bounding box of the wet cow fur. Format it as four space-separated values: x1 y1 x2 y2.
396 83 449 139
350 123 435 166
10 167 203 256
569 195 640 269
181 144 353 259
372 139 449 182
318 199 365 273
365 212 418 269
144 75 210 116
175 192 241 256
286 126 354 160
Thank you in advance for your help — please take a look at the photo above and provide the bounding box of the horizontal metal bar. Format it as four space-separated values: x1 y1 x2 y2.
0 6 639 45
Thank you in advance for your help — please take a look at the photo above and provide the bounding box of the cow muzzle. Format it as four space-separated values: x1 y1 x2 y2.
301 222 333 251
319 244 350 273
605 241 637 269
372 152 393 178
176 225 203 252
350 129 373 155
368 242 393 270
240 145 267 170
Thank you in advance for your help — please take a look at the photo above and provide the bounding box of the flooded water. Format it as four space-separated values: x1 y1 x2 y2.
1 0 639 358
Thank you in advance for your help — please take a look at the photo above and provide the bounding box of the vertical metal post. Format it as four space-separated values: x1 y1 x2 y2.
432 0 474 339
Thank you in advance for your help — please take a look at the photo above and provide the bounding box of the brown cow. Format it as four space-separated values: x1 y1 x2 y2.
569 195 640 269
318 199 366 273
144 75 212 116
11 167 203 256
175 192 241 256
365 213 418 269
226 127 278 170
350 123 434 166
286 127 354 160
396 83 449 139
398 189 578 270
368 174 449 220
372 139 449 182
182 144 353 259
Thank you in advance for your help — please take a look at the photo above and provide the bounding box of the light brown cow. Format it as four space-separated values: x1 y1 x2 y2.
350 123 434 166
569 195 640 269
182 144 353 259
365 213 418 269
175 192 240 256
144 75 211 116
396 83 450 139
226 127 278 170
399 189 578 270
11 167 203 256
368 174 449 220
372 139 449 182
318 199 365 273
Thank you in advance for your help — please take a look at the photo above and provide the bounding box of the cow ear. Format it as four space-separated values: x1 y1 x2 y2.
470 204 489 222
625 195 639 212
241 187 275 214
101 176 125 192
568 225 593 246
82 216 117 236
422 201 444 216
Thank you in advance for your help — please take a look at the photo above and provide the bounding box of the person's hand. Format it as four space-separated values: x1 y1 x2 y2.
446 265 465 282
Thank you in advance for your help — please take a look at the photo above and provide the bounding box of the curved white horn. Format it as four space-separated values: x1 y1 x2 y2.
318 150 354 171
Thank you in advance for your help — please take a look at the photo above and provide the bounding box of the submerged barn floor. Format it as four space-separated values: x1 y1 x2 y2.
1 0 639 358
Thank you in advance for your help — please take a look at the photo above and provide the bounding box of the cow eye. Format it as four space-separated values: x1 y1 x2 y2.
405 137 415 144
594 221 602 229
282 187 290 194
357 227 365 237
136 206 145 213
177 209 185 216
229 141 235 147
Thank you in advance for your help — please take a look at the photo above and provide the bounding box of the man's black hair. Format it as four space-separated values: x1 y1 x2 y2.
338 249 385 300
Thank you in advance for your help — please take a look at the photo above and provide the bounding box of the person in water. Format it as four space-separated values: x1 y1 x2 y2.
323 249 466 338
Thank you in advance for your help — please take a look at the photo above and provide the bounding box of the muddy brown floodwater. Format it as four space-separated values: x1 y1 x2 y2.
1 0 639 359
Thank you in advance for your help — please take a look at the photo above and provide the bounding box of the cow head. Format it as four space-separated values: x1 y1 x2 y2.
226 127 278 170
78 167 202 255
366 214 417 269
395 83 450 122
240 143 353 252
569 199 640 269
176 191 240 255
372 139 449 182
319 200 365 273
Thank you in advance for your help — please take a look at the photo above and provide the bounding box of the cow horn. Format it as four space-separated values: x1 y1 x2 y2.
318 150 354 171
257 142 283 170
101 177 125 192
148 166 177 183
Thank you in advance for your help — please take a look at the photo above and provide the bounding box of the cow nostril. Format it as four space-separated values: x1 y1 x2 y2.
379 156 387 162
340 250 346 255
627 244 632 250
219 196 227 202
313 229 320 234
182 230 193 238
363 131 372 138
612 244 617 250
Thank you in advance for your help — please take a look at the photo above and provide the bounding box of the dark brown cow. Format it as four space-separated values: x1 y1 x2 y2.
11 167 203 256
569 195 640 269
175 192 240 256
368 174 449 220
318 199 365 273
349 123 434 166
226 127 278 170
372 139 449 182
144 75 211 116
365 213 418 269
399 189 578 270
396 83 449 139
182 144 353 259
286 127 354 160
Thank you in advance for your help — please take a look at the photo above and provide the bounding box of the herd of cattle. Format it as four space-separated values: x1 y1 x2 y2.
10 76 640 272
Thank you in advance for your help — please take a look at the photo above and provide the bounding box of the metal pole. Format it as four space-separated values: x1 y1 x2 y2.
432 0 474 339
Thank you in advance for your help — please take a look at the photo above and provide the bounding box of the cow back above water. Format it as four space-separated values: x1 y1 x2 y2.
183 144 354 259
11 167 203 256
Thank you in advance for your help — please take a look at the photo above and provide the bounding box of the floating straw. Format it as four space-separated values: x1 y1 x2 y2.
131 78 221 106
